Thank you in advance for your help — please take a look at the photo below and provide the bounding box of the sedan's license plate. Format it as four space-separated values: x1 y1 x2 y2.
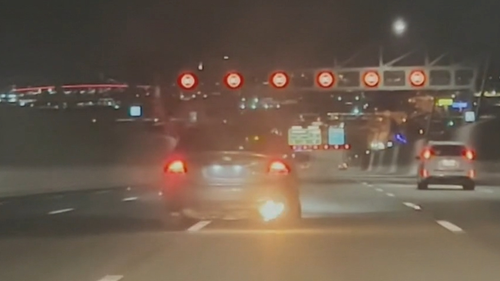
203 166 246 179
440 159 457 167
202 188 245 201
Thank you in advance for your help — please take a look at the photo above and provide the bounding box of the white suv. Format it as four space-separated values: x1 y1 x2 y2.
416 141 475 190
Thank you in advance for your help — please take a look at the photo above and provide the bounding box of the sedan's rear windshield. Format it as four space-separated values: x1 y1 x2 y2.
176 127 290 154
430 145 466 156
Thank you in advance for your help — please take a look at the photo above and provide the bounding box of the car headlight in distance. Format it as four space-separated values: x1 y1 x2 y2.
258 200 285 222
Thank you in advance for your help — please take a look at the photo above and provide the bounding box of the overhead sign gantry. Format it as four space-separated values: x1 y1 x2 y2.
298 46 480 92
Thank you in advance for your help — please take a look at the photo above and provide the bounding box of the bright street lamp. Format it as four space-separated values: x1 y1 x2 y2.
392 18 407 36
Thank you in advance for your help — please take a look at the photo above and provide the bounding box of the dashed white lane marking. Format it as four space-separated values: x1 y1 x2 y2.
375 188 384 192
126 187 132 191
386 193 395 197
97 275 124 281
187 220 211 232
403 202 422 210
436 220 464 233
122 197 138 202
362 182 368 185
48 208 74 215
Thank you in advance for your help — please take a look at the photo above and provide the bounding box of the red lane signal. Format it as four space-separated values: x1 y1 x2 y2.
223 72 244 89
316 71 335 88
177 72 199 90
362 71 380 88
409 70 426 87
269 71 289 89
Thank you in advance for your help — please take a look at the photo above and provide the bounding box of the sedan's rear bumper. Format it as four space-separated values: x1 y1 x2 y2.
163 183 299 220
182 203 261 220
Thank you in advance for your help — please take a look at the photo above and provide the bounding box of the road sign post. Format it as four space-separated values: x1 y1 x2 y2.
223 72 244 89
362 71 380 88
177 72 199 90
409 70 426 87
269 71 289 89
316 71 335 88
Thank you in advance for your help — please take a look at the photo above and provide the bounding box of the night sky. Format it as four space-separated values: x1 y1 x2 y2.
1 0 499 84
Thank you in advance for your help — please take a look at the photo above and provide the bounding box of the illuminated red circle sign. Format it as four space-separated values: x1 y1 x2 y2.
363 71 380 87
409 70 426 87
269 71 289 89
316 71 335 88
177 72 199 90
223 72 244 89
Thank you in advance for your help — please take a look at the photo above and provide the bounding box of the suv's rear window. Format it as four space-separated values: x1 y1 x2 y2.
430 145 466 156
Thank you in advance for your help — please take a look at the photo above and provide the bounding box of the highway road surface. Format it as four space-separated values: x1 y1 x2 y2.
1 157 500 280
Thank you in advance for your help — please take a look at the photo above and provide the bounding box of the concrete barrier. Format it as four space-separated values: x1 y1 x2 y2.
0 108 175 197
0 165 163 197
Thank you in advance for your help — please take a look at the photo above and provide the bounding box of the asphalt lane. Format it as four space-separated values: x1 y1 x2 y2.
1 160 500 280
361 175 500 253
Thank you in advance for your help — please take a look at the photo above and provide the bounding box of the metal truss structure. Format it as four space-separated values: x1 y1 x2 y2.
294 45 482 92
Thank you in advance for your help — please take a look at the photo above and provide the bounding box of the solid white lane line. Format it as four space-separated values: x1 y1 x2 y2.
386 193 395 197
479 189 493 193
48 208 74 215
97 275 124 281
187 220 211 232
122 197 138 202
436 220 464 233
403 202 422 210
375 188 384 192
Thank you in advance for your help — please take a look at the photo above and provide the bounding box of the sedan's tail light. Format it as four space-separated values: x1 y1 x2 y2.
165 160 187 174
268 160 290 175
422 149 432 160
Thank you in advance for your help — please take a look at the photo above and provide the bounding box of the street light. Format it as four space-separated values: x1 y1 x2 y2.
392 18 407 36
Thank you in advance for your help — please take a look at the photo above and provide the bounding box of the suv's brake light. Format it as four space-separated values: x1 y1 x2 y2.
463 149 475 160
165 160 187 174
268 160 290 175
